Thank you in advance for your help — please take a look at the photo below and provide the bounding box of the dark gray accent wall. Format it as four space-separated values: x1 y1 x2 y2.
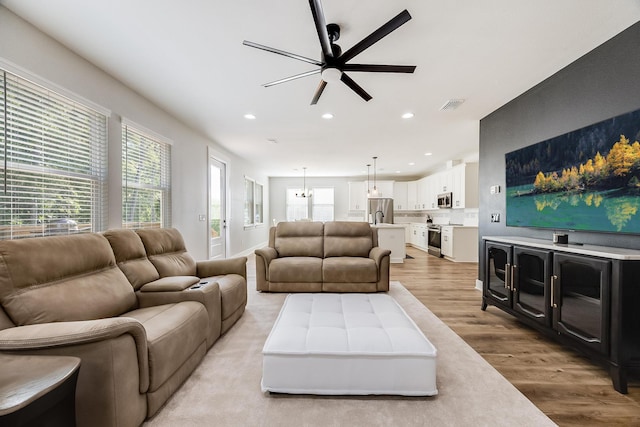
478 21 640 278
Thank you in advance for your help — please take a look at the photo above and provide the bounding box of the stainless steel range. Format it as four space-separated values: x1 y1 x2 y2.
427 224 442 257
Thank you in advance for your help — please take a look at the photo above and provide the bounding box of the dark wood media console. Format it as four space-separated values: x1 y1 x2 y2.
482 236 640 393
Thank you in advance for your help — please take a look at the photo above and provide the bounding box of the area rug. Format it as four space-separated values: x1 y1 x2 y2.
145 282 555 426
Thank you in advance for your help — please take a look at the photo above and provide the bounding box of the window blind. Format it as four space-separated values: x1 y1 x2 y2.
0 70 108 240
122 124 171 229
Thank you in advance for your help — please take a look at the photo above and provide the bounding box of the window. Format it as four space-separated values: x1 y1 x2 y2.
244 177 254 226
286 188 309 221
254 182 263 225
244 177 264 227
285 187 334 222
0 69 108 240
122 122 171 229
312 187 334 221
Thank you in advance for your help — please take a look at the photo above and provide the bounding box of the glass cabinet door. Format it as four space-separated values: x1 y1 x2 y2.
553 253 611 355
485 242 513 308
513 246 552 326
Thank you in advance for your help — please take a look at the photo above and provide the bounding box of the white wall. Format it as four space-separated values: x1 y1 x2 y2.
0 7 268 259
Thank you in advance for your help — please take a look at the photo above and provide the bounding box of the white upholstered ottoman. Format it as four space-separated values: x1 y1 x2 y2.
261 293 438 396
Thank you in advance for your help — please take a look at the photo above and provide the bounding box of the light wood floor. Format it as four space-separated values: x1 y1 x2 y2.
395 246 640 426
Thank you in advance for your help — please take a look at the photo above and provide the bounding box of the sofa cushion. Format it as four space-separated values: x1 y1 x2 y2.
269 257 323 283
323 257 378 283
203 274 247 322
122 301 208 392
274 222 324 258
103 229 160 290
0 234 137 325
324 222 373 258
136 228 197 277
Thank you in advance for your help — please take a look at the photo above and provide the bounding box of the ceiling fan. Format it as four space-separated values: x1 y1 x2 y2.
243 0 416 105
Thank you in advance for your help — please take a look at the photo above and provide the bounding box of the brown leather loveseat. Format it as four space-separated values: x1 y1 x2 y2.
255 221 391 292
0 228 247 427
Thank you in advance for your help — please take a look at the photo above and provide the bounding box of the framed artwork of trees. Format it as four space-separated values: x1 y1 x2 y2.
505 108 640 233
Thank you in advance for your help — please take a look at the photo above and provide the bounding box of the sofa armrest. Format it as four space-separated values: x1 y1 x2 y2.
196 257 247 280
369 246 391 265
254 247 278 291
0 318 149 393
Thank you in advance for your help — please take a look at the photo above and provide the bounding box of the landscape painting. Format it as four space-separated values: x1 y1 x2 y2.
505 108 640 234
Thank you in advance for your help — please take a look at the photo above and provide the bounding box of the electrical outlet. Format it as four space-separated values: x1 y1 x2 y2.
490 213 500 222
490 185 501 194
198 215 206 221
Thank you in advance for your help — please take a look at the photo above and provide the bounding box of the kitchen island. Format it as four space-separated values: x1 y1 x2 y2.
372 224 406 263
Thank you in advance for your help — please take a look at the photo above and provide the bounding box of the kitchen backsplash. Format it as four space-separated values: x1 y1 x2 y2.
394 208 478 226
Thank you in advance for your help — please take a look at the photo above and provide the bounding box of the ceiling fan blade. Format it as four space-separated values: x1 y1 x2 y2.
310 80 328 105
308 0 334 59
340 73 372 102
341 64 416 73
243 40 323 66
339 9 412 64
263 69 321 87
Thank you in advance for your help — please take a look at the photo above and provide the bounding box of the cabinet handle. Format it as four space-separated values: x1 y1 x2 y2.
551 275 558 308
504 263 511 289
511 264 518 291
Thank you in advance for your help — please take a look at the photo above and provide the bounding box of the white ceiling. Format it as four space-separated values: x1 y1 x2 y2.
2 1 639 179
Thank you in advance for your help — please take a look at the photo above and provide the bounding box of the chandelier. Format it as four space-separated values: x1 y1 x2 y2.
295 167 312 198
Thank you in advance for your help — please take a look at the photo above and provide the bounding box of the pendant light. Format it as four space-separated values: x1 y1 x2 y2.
371 156 380 197
366 163 371 197
295 167 312 198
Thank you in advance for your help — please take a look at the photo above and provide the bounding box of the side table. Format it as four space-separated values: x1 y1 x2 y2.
0 354 81 427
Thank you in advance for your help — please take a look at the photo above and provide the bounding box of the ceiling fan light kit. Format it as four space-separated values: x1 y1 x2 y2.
243 0 416 105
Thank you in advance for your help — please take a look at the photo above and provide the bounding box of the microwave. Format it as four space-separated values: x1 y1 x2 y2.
437 192 452 208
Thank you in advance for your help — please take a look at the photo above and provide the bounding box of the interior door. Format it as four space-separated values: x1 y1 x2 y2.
209 156 226 259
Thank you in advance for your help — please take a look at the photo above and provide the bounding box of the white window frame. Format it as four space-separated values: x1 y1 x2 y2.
0 67 108 239
311 187 335 222
244 176 264 227
122 119 172 229
285 186 335 222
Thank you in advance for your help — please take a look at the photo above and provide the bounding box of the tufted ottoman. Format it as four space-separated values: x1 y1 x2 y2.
261 293 438 396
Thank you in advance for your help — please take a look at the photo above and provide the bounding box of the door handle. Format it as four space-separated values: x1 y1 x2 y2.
551 275 558 308
504 263 511 289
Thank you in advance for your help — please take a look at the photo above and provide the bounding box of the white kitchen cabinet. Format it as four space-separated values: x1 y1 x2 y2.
407 181 418 210
451 163 479 209
348 181 366 210
393 181 408 210
417 177 429 210
409 223 428 251
441 226 478 262
371 180 394 198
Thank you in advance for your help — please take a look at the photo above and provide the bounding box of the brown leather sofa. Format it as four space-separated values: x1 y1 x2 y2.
0 228 247 427
255 221 391 292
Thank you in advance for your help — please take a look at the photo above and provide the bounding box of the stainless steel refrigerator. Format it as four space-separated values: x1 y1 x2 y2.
368 198 394 224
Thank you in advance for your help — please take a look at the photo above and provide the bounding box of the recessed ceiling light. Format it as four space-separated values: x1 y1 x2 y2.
408 162 415 166
402 112 414 119
322 113 334 119
424 152 433 156
244 113 256 120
